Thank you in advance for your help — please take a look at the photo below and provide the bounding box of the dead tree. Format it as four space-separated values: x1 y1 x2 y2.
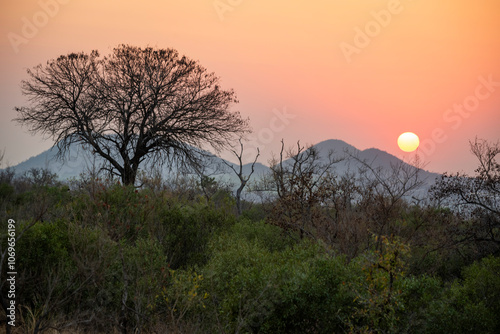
348 152 427 245
15 45 249 185
223 138 260 216
431 138 500 249
268 140 342 240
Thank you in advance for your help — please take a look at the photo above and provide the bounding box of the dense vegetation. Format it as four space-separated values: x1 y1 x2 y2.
0 138 498 333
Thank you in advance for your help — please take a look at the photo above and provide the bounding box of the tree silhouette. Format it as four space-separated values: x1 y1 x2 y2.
268 140 342 240
431 138 499 248
15 45 249 185
222 138 260 216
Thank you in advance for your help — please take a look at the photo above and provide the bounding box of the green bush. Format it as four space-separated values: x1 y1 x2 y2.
113 237 169 331
12 216 171 333
419 256 500 334
16 219 72 276
12 219 78 331
0 182 14 200
70 183 153 241
346 235 411 333
240 202 269 222
68 183 236 269
156 268 209 331
199 222 355 333
156 201 236 269
448 256 500 333
398 275 444 332
461 255 500 322
228 219 295 252
267 249 356 333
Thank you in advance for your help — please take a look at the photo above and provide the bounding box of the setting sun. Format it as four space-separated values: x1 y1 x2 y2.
398 132 420 152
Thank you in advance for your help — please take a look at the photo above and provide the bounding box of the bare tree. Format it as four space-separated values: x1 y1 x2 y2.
222 138 260 216
15 45 249 185
431 138 500 248
268 140 342 240
350 153 427 206
348 152 427 248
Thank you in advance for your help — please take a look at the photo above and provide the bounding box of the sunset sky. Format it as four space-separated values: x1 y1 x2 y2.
1 0 499 174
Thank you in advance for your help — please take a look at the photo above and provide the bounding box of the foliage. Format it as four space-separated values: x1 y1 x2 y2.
158 269 209 332
15 45 249 185
431 138 500 253
347 234 410 333
200 223 355 333
68 182 235 269
3 139 500 333
267 140 342 241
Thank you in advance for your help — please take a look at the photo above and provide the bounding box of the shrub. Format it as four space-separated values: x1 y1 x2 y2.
397 275 444 332
420 256 500 334
199 222 355 333
68 183 236 269
156 201 236 269
12 217 170 333
346 234 411 333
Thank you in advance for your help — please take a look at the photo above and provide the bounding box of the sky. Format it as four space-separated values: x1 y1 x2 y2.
1 0 499 174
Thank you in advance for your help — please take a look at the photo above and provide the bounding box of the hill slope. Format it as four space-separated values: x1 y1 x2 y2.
5 139 441 199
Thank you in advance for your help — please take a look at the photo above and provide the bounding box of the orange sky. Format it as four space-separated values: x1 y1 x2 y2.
1 0 499 174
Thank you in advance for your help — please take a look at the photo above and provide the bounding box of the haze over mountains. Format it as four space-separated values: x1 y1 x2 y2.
4 139 441 198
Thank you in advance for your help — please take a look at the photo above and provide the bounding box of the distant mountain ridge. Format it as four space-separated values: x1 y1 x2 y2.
4 139 441 198
286 139 440 184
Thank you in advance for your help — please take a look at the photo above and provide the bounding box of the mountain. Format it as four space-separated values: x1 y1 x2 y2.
5 144 101 180
280 139 439 177
279 139 441 199
4 139 441 199
7 142 232 179
311 139 359 155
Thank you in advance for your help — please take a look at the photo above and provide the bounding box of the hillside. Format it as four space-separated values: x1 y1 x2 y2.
5 139 441 199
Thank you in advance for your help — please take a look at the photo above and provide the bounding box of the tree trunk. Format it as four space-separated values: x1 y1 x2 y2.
236 186 243 216
122 165 137 186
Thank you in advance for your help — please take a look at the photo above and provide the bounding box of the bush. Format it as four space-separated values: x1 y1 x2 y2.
156 201 236 269
398 275 444 332
11 216 171 333
228 219 295 252
68 183 236 269
13 219 78 332
418 256 500 334
346 235 411 333
16 219 72 278
0 182 14 200
199 221 355 333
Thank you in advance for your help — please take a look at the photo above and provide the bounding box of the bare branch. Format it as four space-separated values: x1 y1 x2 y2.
15 45 250 185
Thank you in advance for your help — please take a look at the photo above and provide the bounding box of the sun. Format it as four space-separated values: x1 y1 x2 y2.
397 132 420 152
